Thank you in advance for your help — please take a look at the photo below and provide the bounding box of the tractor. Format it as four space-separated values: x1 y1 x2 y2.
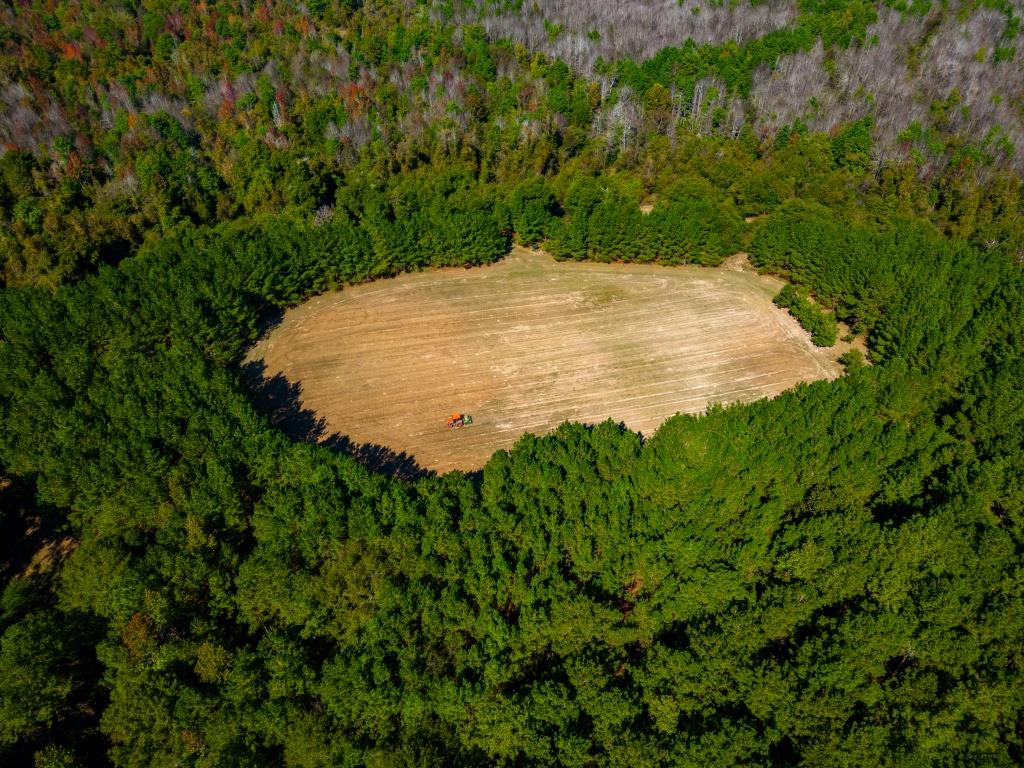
447 413 473 429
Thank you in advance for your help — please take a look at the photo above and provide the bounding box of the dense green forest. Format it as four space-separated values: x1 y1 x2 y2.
1 1 1023 766
773 284 838 346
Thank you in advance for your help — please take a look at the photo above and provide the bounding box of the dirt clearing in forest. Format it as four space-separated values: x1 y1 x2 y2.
246 248 845 473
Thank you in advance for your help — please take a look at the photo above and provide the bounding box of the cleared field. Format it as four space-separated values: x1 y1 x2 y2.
247 248 845 473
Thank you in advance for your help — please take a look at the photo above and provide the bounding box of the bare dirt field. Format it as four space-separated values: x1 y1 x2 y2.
246 248 848 473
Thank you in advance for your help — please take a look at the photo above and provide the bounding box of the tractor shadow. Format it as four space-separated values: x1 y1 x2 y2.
240 360 431 481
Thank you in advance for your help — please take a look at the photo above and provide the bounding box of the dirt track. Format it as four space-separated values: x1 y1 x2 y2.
246 248 845 472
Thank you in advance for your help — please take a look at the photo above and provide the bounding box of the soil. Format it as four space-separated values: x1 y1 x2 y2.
246 248 849 473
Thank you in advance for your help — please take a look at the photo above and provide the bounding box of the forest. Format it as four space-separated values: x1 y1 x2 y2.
0 1 1022 766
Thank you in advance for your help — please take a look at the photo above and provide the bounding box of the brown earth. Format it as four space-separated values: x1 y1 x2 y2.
246 248 850 473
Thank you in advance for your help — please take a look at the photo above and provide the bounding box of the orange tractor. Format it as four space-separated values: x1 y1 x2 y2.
447 413 474 429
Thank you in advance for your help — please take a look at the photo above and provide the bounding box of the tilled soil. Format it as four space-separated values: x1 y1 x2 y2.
246 248 845 472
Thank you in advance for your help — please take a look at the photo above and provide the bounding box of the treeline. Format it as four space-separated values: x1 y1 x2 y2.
745 196 1014 370
547 177 744 265
773 284 838 346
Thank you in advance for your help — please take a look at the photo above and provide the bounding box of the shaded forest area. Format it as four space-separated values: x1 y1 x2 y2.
0 2 1023 767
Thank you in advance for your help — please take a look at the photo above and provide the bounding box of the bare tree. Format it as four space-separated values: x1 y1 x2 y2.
751 4 1024 170
443 0 797 77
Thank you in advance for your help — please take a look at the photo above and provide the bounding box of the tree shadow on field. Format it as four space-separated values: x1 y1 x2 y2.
255 306 285 338
240 360 432 481
323 434 430 482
